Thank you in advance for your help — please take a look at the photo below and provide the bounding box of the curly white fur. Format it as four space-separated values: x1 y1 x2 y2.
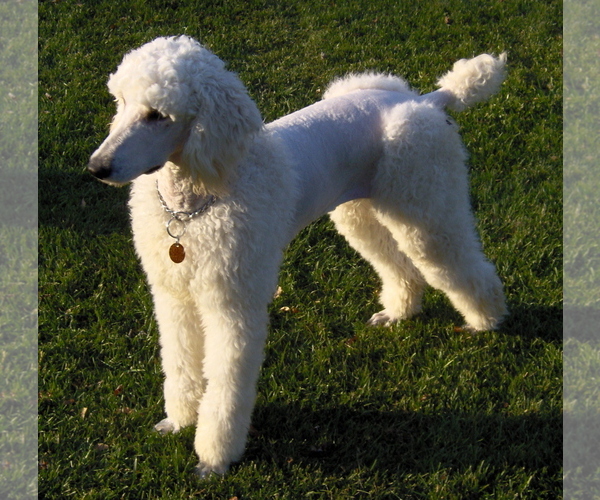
323 72 412 99
436 52 507 111
88 36 507 476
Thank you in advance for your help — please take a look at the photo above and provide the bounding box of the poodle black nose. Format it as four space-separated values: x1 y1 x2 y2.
88 158 112 180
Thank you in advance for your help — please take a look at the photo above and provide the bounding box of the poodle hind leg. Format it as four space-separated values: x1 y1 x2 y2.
374 208 507 332
330 199 426 326
151 285 206 434
371 100 506 331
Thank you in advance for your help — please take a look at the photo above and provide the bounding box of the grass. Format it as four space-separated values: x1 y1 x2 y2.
0 0 37 498
39 1 561 498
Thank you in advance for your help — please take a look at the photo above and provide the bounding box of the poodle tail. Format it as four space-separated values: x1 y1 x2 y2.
428 53 507 111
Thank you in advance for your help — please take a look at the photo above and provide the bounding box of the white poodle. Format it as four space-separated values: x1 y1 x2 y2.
88 36 507 476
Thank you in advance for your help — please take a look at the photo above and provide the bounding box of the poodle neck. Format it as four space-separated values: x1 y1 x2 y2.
156 162 214 212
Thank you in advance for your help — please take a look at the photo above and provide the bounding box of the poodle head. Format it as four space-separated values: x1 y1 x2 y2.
89 36 263 192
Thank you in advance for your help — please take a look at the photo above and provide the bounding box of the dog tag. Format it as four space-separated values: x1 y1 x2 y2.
169 242 185 263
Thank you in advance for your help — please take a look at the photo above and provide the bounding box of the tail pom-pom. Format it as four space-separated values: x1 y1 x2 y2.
436 53 507 111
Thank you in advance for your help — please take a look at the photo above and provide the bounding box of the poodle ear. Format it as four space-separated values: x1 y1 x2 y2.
181 70 263 193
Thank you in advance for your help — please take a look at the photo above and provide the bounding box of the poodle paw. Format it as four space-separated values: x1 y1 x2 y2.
154 418 180 435
367 310 398 327
458 323 492 334
195 461 227 479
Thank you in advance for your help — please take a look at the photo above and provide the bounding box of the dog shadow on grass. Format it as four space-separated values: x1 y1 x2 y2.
245 402 561 478
39 170 130 235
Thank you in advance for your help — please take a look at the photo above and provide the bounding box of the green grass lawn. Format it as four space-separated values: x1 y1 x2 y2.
39 1 562 498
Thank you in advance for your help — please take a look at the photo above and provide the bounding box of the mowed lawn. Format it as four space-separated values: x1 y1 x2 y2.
39 1 562 498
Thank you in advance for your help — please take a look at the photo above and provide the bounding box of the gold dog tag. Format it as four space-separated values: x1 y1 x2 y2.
169 242 185 263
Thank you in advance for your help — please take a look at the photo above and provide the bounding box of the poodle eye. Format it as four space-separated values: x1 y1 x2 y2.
146 109 168 122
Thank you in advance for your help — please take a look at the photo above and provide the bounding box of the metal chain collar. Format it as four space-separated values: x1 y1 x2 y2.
156 179 217 252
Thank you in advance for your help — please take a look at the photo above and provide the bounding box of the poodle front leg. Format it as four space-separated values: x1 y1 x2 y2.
151 285 206 434
193 299 270 477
